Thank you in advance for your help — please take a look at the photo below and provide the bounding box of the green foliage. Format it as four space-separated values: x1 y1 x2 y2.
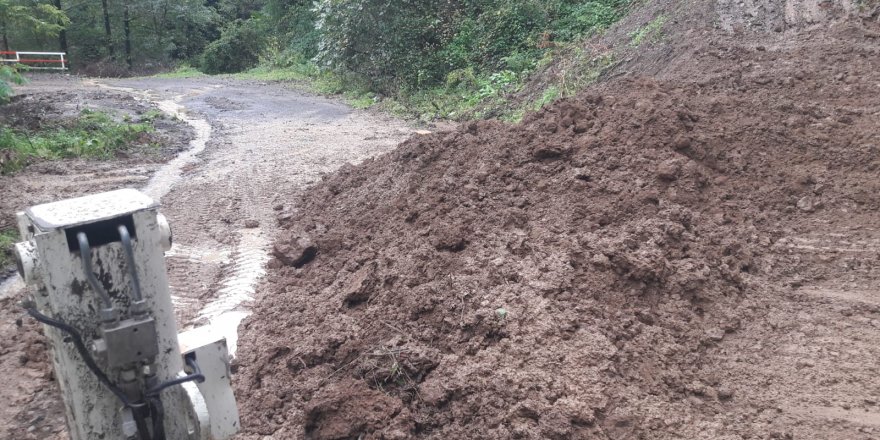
199 19 265 74
534 85 561 110
552 0 629 41
629 14 666 47
0 64 26 101
0 0 69 41
0 227 16 268
0 0 65 98
478 70 518 100
242 0 634 117
152 0 635 123
0 109 154 174
151 65 206 79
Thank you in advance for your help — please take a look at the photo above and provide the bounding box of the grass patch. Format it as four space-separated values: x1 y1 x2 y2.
151 65 206 79
0 109 156 174
232 65 311 82
0 228 17 269
500 47 617 123
229 64 377 109
629 15 666 47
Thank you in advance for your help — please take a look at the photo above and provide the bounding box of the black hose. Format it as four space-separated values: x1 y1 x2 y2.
149 396 166 440
25 306 206 440
23 306 140 408
146 356 205 396
118 225 144 303
132 407 152 440
76 233 113 312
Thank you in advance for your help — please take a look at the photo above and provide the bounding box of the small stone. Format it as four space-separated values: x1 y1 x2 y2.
796 196 822 212
495 308 508 319
244 219 260 228
272 236 317 268
704 327 725 342
657 159 682 181
591 253 611 266
796 359 815 369
717 387 734 401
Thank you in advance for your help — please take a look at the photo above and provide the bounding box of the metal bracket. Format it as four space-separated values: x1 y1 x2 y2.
99 317 159 368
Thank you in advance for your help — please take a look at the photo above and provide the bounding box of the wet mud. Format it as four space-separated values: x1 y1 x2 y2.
233 4 880 440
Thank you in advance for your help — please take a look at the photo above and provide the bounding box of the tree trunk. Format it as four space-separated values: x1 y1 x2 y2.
123 4 132 68
2 32 9 53
101 0 114 59
53 0 68 57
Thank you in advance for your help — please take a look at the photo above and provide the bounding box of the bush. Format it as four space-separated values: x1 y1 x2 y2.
199 19 266 74
309 0 631 92
203 0 634 117
0 66 26 102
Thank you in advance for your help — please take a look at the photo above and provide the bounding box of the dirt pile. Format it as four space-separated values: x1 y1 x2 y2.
0 295 66 439
233 8 880 440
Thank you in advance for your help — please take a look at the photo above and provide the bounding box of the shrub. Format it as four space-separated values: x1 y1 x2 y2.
200 19 266 74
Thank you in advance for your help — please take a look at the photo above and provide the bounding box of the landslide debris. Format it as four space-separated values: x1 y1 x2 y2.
234 6 880 440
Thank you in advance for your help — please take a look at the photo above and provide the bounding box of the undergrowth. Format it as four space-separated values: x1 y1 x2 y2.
0 109 156 174
164 0 639 122
0 228 16 270
151 65 206 79
630 14 666 47
226 49 613 122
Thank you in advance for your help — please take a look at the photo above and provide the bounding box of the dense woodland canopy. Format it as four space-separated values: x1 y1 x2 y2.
1 0 630 97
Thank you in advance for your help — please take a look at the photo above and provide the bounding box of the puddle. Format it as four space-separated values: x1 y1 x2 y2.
195 228 271 355
0 276 23 300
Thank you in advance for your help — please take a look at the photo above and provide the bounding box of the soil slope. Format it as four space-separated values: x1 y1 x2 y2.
234 2 880 439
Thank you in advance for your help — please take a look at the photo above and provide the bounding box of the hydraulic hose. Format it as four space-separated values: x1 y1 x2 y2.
146 356 205 396
23 305 139 408
118 225 144 303
77 232 114 313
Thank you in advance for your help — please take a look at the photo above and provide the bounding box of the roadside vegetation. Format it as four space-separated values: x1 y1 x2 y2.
2 0 638 121
211 0 636 120
0 108 159 174
0 227 15 269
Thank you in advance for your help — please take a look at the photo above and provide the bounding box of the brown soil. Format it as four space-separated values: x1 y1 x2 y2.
233 3 880 440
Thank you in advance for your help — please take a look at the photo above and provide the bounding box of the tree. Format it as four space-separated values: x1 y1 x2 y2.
0 0 68 101
0 0 68 51
100 0 113 58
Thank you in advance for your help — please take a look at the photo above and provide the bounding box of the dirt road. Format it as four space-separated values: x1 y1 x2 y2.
104 77 414 350
0 75 415 439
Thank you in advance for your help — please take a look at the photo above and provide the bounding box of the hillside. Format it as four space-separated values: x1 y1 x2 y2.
232 1 880 439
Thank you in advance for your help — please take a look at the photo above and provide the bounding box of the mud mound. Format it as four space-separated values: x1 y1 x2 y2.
234 13 879 440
